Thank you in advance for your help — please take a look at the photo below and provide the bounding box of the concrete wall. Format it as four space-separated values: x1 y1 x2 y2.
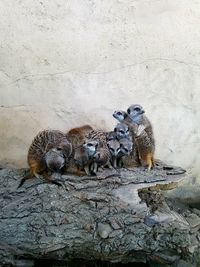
0 0 200 194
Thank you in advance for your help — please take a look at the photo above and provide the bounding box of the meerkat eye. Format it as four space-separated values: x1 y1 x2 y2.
114 128 117 132
87 143 93 147
123 148 128 153
127 108 130 114
57 147 62 151
117 111 122 115
107 143 110 148
134 107 141 112
119 130 125 134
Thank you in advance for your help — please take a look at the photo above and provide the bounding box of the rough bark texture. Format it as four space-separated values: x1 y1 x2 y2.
0 162 199 267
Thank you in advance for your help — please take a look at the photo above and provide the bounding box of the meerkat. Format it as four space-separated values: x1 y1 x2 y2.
65 124 94 176
106 131 117 141
118 137 138 168
127 104 155 170
114 123 131 140
18 130 73 187
113 110 132 124
85 130 112 174
113 113 140 167
107 139 121 168
80 140 99 175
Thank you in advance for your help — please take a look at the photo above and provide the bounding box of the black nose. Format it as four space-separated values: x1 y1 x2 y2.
127 108 130 114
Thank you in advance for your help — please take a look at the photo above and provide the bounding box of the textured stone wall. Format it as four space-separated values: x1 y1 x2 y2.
0 1 200 193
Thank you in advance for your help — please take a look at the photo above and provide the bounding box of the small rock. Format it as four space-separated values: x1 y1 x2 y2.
97 222 113 239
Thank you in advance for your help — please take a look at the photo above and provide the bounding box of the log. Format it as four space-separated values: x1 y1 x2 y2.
0 162 199 267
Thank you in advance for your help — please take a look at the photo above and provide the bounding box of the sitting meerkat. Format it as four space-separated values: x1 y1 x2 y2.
107 139 121 168
107 138 134 168
112 117 140 168
118 138 133 167
65 124 94 176
85 130 112 174
18 130 72 187
114 123 131 140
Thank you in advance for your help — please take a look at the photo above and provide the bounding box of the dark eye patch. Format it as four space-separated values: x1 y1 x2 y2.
57 147 62 151
117 111 122 115
134 107 141 112
119 130 124 134
87 143 93 147
127 108 130 114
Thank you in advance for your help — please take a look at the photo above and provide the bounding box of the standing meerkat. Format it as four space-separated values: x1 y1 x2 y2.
127 104 155 170
18 130 73 187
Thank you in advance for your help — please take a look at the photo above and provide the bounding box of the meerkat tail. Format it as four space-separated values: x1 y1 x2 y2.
18 172 34 188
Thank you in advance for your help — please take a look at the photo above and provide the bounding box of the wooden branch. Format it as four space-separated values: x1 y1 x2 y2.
0 162 198 267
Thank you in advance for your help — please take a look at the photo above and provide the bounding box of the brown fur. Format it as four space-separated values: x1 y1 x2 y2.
18 130 72 187
85 130 112 174
66 125 93 148
127 104 155 170
64 125 93 175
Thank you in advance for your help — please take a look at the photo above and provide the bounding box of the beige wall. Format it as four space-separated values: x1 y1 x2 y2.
0 0 200 193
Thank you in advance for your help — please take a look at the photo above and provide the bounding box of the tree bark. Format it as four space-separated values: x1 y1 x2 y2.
0 162 198 266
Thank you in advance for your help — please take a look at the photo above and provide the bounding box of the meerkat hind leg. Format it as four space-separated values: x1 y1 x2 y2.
147 153 153 171
42 170 63 186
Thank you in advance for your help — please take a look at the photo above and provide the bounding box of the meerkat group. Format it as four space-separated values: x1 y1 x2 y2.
18 104 155 187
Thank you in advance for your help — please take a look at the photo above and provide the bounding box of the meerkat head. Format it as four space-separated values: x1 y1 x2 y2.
127 104 145 123
114 123 130 140
106 131 117 141
83 140 98 157
113 110 127 122
119 138 133 156
107 139 121 157
45 148 65 172
58 139 73 160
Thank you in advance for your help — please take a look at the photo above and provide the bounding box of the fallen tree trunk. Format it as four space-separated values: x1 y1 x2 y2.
0 162 199 267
